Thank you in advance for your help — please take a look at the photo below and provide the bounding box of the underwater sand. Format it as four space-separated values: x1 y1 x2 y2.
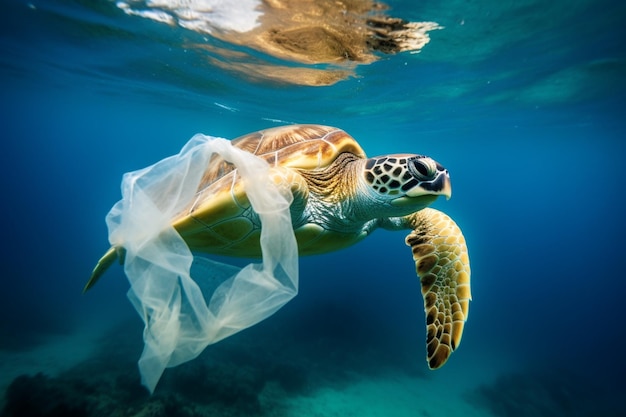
0 298 549 417
0 320 114 407
263 374 484 417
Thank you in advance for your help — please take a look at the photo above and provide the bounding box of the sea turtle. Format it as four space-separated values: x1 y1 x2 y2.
85 124 471 369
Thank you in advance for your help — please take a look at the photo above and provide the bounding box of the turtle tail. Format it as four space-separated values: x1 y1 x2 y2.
82 246 123 293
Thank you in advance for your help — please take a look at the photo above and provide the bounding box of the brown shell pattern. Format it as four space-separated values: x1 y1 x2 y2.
169 124 366 255
197 124 366 193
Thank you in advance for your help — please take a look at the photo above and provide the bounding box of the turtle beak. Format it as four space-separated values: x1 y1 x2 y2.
405 171 452 200
441 173 452 200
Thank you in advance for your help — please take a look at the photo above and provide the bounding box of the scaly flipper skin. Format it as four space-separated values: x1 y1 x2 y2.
404 207 471 369
83 246 122 293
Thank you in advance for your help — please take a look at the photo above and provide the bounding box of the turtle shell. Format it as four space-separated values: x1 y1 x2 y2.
172 124 366 256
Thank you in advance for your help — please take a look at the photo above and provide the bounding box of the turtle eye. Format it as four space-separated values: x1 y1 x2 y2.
408 157 435 180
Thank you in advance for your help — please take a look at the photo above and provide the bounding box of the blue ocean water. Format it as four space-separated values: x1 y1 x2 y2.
1 0 625 415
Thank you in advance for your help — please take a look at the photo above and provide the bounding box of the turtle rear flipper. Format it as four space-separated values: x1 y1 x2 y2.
83 246 124 292
404 208 471 369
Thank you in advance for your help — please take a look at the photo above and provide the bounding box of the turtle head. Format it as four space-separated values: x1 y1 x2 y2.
361 154 451 209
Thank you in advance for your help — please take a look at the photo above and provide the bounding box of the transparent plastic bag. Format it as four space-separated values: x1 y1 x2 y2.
105 134 298 392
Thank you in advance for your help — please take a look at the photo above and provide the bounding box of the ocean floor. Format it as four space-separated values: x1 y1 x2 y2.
0 313 618 417
0 314 485 417
0 320 114 403
260 374 484 417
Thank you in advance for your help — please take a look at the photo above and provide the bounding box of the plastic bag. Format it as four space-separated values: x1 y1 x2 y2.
105 134 298 392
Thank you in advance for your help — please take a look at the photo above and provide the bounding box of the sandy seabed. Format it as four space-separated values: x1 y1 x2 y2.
0 317 500 417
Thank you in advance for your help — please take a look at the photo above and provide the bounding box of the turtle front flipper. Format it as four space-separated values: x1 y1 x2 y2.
404 207 471 369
